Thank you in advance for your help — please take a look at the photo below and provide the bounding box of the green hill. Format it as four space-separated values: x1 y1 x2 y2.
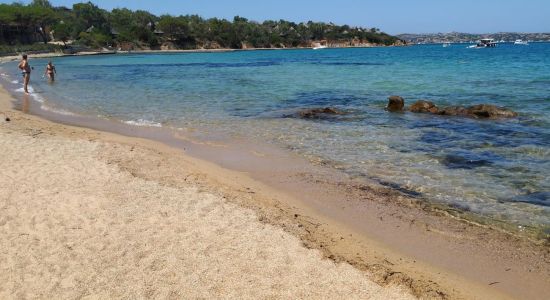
0 0 402 54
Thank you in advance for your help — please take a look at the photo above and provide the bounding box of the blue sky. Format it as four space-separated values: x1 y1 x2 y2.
5 0 549 34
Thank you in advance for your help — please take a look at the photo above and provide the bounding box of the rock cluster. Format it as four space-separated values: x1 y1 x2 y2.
409 100 439 114
386 96 518 119
297 107 346 119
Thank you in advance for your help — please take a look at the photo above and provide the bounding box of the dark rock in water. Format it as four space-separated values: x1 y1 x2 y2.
387 96 405 112
409 100 439 114
437 106 469 117
437 104 517 119
297 107 346 119
466 104 518 119
440 154 492 169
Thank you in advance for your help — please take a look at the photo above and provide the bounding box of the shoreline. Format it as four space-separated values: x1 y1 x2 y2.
0 43 400 63
1 74 549 298
1 56 546 242
0 89 417 299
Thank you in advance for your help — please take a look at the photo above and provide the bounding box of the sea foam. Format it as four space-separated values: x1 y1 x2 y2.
123 119 162 128
14 86 45 103
40 104 77 116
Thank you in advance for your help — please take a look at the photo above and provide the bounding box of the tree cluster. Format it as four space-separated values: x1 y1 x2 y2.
0 0 401 50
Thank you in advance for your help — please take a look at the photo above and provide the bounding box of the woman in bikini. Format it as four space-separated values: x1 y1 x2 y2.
18 54 32 94
45 61 56 82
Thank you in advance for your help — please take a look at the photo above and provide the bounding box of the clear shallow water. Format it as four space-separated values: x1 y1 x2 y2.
2 44 549 231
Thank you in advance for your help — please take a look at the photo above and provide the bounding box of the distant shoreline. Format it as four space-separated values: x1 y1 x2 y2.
0 44 405 62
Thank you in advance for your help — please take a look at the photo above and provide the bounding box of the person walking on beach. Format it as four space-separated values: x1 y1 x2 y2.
44 61 56 82
18 54 32 94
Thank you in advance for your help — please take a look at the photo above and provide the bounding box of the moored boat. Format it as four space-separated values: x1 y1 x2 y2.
514 39 529 45
468 38 497 48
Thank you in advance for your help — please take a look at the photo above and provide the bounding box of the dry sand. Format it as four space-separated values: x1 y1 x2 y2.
0 91 413 298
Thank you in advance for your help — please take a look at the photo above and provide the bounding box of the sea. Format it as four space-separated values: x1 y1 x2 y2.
1 43 549 235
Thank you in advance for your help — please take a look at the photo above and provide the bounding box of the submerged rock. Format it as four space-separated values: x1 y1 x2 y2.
437 106 469 117
440 154 492 169
510 192 550 207
409 100 439 113
387 96 405 112
385 95 518 119
466 104 518 119
297 107 346 119
437 104 517 119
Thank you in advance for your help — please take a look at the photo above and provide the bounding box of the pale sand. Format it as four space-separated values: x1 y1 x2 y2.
0 96 413 298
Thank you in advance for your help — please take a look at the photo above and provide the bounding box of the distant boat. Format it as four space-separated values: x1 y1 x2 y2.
442 42 451 47
514 39 529 45
313 45 328 50
468 39 497 49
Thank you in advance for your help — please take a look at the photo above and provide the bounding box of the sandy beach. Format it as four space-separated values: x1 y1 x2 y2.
0 88 417 298
1 80 549 300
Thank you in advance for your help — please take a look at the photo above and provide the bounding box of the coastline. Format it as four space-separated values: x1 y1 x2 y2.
0 43 400 63
1 76 549 299
0 85 417 299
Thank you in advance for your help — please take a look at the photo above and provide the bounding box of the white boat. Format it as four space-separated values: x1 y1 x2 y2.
514 39 528 45
313 45 328 50
442 42 451 47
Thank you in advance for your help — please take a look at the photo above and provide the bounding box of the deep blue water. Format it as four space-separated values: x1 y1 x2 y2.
2 43 549 230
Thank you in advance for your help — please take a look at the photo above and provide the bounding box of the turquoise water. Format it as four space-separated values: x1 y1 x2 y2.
2 44 549 231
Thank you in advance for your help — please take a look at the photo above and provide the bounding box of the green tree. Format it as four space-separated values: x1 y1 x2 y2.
30 0 52 8
0 1 402 50
52 21 71 45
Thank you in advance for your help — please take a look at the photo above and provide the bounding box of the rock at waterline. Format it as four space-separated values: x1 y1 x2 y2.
437 104 517 119
437 106 470 117
465 104 518 119
409 100 439 114
297 107 346 119
387 96 405 112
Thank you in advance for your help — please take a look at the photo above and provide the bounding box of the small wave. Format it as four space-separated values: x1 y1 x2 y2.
124 119 162 127
14 86 45 103
11 80 18 84
40 104 76 116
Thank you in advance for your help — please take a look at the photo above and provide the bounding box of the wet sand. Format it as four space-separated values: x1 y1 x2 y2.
1 85 549 299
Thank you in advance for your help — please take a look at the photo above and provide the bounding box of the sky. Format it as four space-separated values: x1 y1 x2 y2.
4 0 550 34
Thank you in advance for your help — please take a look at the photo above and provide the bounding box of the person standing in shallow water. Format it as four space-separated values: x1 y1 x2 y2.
44 61 56 82
18 54 32 94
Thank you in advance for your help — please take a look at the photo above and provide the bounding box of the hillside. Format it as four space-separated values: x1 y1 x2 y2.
0 0 402 54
